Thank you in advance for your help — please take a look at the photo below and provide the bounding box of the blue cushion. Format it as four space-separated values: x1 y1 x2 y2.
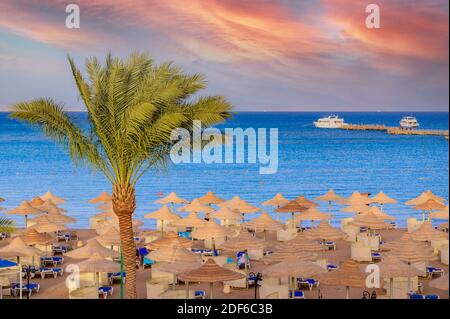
99 286 113 292
410 294 424 300
425 294 439 299
0 259 17 268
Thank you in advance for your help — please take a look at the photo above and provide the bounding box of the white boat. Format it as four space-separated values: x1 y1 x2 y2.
400 116 419 129
314 114 347 128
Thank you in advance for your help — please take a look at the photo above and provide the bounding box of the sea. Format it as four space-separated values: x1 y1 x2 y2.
0 112 448 229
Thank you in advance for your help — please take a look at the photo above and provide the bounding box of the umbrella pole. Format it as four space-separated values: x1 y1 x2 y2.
210 282 213 299
186 281 189 299
390 278 394 299
328 201 332 213
422 210 425 222
25 215 28 228
244 251 248 289
345 286 350 299
18 258 22 299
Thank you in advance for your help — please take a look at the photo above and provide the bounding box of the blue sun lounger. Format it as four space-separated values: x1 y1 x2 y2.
11 283 40 297
425 294 440 300
371 252 382 261
426 266 444 278
41 256 64 267
297 278 319 290
143 257 154 268
289 290 305 299
108 272 126 284
36 267 63 279
327 264 338 271
99 286 114 299
194 290 206 299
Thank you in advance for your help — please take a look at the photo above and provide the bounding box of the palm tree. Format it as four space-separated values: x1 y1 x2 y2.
10 52 232 298
0 216 15 234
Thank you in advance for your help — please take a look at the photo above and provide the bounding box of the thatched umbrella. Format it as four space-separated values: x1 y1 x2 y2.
438 221 449 232
414 199 447 221
0 197 4 203
366 206 395 221
20 227 54 246
219 196 260 216
349 211 391 231
430 206 449 220
386 236 438 263
6 201 43 227
155 192 188 208
197 191 225 206
338 191 373 205
294 195 319 208
154 260 202 275
146 232 194 250
31 211 77 225
429 274 449 291
95 226 121 247
96 201 113 211
276 200 308 229
405 190 446 206
37 199 67 214
316 260 368 299
29 196 45 208
40 191 65 205
219 230 266 251
210 206 243 224
242 212 284 239
340 204 370 214
172 212 207 229
147 240 202 263
315 189 344 213
65 238 118 259
0 237 44 299
275 233 325 252
304 220 346 242
263 248 317 265
263 260 326 297
410 221 448 242
191 220 235 249
377 255 423 298
178 199 215 219
371 191 397 211
32 216 68 238
144 205 180 234
295 206 331 228
262 193 290 221
178 258 245 299
88 191 112 204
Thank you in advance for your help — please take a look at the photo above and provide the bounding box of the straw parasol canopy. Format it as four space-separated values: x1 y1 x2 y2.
37 199 67 214
262 193 289 207
147 240 202 263
0 237 44 258
410 221 448 242
304 220 346 241
348 211 391 230
178 199 215 214
219 230 266 251
275 200 308 214
263 260 326 278
295 206 332 222
430 206 449 220
191 219 235 240
65 238 118 259
429 274 449 291
146 232 194 250
95 227 121 246
20 227 54 246
29 196 45 208
338 191 373 205
275 233 325 252
197 191 225 205
96 202 113 211
315 189 344 203
262 249 317 264
405 190 446 206
340 204 370 214
30 211 77 225
377 255 424 278
294 195 319 208
155 192 189 205
178 258 245 283
219 196 260 214
210 206 243 221
438 222 449 231
94 209 115 219
144 205 180 221
31 215 68 233
88 191 112 204
0 197 4 202
172 212 207 228
371 191 397 205
366 206 395 221
414 199 447 212
6 201 43 220
242 212 284 232
76 253 120 273
154 260 202 275
317 260 371 298
386 236 438 263
40 191 65 205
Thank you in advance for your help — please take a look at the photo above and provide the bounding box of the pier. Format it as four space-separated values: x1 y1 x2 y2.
340 124 449 139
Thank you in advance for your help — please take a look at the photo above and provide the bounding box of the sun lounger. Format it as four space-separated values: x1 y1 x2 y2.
371 252 382 261
236 251 250 269
108 272 126 284
325 241 336 250
98 286 114 299
297 278 319 290
40 256 64 267
52 244 70 254
409 293 425 299
289 290 305 299
194 290 206 299
178 231 192 239
327 264 338 271
426 266 444 278
11 283 40 297
425 294 440 299
0 232 7 240
143 257 154 268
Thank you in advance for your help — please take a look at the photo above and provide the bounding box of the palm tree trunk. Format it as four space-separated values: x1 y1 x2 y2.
113 183 137 299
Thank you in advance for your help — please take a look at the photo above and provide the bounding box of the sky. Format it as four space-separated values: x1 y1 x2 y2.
0 0 448 112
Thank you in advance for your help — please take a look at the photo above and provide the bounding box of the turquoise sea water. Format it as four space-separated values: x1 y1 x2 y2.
0 112 448 228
